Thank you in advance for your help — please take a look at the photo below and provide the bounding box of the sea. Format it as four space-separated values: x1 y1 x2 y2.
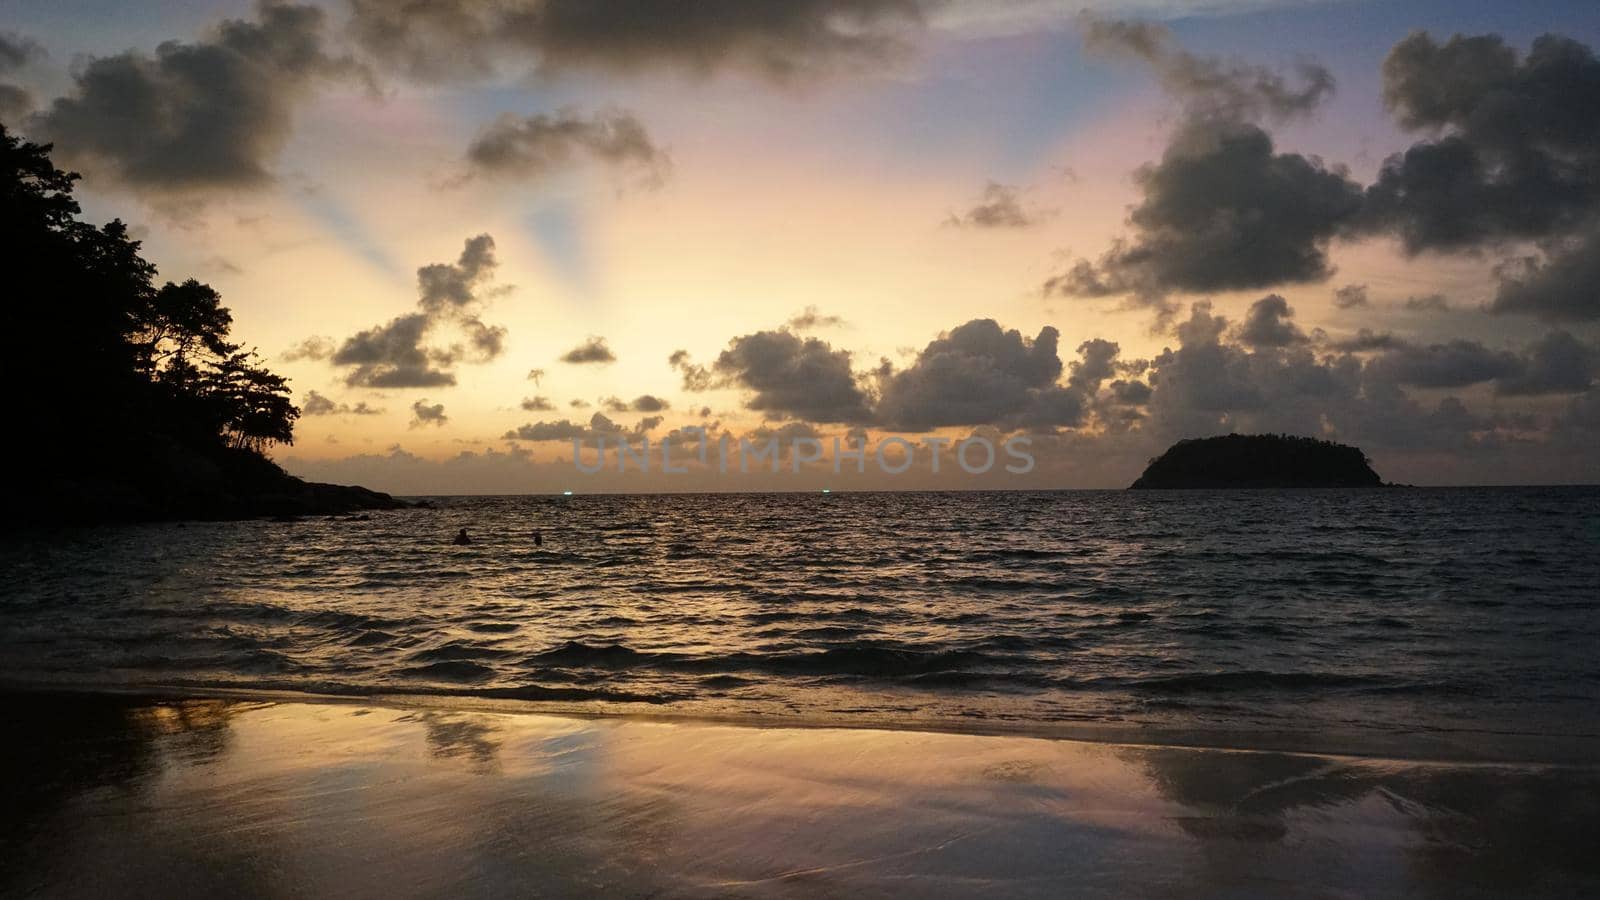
3 488 1598 759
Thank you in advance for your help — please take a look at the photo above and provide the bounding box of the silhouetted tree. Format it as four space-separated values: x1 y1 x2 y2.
1 122 298 475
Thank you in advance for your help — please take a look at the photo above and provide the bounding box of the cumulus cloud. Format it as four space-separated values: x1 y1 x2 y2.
462 108 670 187
302 390 384 416
410 399 448 427
330 234 507 388
1235 294 1308 348
1047 121 1364 305
710 329 874 423
503 411 655 443
944 182 1047 229
668 349 713 390
1361 32 1600 255
521 395 555 411
561 335 616 364
347 0 927 84
876 319 1087 431
32 2 361 195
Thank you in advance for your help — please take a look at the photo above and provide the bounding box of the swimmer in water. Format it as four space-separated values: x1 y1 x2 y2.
453 528 471 546
534 529 543 547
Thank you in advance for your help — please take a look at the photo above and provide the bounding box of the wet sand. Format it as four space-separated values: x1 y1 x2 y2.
2 693 1596 898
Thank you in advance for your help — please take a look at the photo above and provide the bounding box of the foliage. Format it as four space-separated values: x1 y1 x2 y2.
1 122 298 461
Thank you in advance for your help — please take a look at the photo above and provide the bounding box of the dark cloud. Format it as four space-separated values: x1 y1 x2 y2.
600 396 629 412
712 329 873 423
463 108 669 187
0 31 44 119
876 319 1085 431
786 306 844 331
302 390 384 416
1333 284 1369 309
410 399 448 427
348 0 927 84
32 2 361 194
521 395 555 411
1365 339 1523 389
1236 294 1308 348
1080 16 1335 124
944 182 1046 229
1495 331 1598 396
503 411 652 443
1049 121 1364 303
526 367 546 385
1361 32 1600 255
668 349 713 390
561 336 615 364
569 399 591 409
1327 328 1405 353
331 234 507 388
629 394 670 412
1403 293 1450 313
1491 225 1600 321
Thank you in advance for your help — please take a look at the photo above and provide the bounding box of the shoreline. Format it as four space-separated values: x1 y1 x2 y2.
5 689 1597 897
4 680 1595 768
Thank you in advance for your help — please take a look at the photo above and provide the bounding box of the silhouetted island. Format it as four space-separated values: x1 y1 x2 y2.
1130 434 1385 489
4 124 407 525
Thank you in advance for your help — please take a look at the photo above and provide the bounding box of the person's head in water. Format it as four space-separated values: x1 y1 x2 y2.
454 528 471 545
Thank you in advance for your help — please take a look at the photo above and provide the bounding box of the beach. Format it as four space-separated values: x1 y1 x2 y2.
3 691 1596 898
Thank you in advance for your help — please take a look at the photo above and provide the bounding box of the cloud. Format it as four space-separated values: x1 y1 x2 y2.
526 367 546 385
1333 284 1369 309
944 181 1047 229
330 234 507 388
1403 293 1450 313
668 349 713 390
561 335 616 364
0 31 44 118
462 108 670 188
31 2 361 195
1326 328 1405 353
1495 331 1598 396
410 399 448 427
1360 32 1600 255
521 395 555 411
503 411 654 442
302 390 384 416
1048 121 1364 303
710 329 873 423
876 319 1089 430
786 306 844 330
629 394 670 412
1365 339 1523 389
347 0 927 84
1490 225 1600 322
281 336 335 361
1235 294 1308 348
1079 15 1335 124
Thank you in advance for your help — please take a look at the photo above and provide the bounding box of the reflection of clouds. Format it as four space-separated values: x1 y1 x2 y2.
414 711 502 774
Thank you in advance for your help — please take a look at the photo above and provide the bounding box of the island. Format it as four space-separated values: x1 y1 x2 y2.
1130 434 1385 489
6 125 408 525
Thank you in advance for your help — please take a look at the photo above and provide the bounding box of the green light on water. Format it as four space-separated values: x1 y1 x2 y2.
562 490 573 496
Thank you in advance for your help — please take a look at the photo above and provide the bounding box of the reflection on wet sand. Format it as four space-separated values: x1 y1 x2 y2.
2 694 1596 898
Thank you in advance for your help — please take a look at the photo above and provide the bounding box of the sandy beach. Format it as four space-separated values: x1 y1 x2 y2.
2 692 1595 898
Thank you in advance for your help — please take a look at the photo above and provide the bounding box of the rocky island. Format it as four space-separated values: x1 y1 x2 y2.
1131 434 1385 489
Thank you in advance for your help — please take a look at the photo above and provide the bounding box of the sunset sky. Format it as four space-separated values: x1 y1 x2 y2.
6 0 1599 491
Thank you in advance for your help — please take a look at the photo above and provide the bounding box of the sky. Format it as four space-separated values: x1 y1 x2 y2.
4 0 1599 492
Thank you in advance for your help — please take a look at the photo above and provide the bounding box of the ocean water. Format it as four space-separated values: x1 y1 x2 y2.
3 489 1598 757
